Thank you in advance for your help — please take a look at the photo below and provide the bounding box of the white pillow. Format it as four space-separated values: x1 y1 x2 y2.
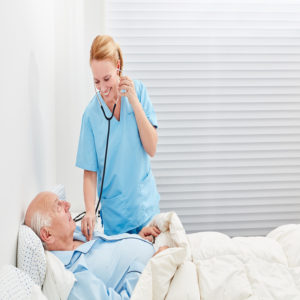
17 184 64 287
17 225 46 287
17 225 75 300
0 265 46 300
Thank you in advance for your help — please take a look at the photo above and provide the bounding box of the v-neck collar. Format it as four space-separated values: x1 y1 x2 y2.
98 94 122 123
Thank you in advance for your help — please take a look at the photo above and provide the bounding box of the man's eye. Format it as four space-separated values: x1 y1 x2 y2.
57 202 63 212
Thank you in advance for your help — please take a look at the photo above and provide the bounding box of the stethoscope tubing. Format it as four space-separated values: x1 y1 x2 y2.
73 90 117 223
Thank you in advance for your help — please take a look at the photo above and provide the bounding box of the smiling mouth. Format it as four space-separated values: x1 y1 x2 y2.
101 88 111 96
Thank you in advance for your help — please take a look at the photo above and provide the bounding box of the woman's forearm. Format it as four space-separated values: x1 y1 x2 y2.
131 100 158 157
83 170 97 213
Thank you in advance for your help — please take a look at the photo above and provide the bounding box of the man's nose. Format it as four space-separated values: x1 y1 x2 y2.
64 201 71 211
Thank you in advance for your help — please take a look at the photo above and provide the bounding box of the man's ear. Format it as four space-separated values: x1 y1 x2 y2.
40 227 54 245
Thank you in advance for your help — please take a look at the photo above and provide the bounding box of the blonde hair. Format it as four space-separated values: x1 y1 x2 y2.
90 35 123 74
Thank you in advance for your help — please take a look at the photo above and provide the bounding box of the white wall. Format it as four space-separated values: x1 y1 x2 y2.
0 1 56 267
55 0 105 212
0 0 105 268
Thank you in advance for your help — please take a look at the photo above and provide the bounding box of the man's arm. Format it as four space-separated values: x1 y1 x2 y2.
68 269 139 300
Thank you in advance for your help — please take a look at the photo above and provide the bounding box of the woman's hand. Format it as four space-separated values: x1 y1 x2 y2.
118 76 139 106
81 211 96 241
118 77 157 156
139 226 161 242
82 170 97 241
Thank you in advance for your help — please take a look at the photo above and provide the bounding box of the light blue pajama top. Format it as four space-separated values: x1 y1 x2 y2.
76 80 160 235
52 227 155 300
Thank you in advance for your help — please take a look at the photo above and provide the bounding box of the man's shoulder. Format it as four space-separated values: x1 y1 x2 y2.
73 226 138 242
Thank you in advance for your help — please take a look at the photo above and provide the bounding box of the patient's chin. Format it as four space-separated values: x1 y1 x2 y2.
70 220 76 231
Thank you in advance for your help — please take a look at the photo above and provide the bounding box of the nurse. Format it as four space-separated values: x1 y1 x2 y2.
76 35 160 240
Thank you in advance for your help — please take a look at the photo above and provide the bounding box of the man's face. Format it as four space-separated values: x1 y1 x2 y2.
48 195 76 240
25 192 76 249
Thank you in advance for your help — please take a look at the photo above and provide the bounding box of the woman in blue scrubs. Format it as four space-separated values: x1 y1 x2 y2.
76 35 160 240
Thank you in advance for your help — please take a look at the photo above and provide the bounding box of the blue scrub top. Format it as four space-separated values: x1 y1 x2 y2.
76 80 160 235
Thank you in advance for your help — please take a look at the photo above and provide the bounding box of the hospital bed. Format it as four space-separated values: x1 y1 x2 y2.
1 207 300 299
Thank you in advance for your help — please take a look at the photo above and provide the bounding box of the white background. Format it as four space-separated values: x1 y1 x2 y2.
1 0 300 268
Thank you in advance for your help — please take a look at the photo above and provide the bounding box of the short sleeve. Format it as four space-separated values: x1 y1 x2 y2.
76 111 98 172
137 80 158 128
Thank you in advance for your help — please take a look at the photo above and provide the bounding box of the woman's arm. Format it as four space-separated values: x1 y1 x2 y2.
81 170 97 240
131 100 158 157
119 76 158 157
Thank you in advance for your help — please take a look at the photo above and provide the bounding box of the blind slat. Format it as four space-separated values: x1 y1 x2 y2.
106 0 300 236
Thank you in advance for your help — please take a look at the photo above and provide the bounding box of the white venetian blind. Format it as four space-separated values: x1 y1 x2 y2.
105 0 300 236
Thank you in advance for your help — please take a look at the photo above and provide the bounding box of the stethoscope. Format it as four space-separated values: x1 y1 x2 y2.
73 86 118 223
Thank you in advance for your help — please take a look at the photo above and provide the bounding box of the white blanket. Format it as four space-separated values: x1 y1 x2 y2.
42 251 75 300
131 212 300 300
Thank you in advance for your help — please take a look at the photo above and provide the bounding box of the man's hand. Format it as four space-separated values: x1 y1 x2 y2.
153 246 169 256
139 226 161 242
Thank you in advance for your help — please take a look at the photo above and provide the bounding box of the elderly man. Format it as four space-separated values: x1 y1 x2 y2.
25 191 166 300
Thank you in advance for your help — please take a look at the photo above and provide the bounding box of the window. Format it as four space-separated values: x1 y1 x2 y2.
105 0 300 236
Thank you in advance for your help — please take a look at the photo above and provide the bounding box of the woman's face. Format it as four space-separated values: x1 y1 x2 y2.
91 59 120 103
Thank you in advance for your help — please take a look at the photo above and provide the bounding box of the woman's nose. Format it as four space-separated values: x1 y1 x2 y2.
99 83 107 93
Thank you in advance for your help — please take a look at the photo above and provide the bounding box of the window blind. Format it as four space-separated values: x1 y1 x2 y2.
105 0 300 236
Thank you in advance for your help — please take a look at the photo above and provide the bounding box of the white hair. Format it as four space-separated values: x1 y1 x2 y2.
30 211 52 248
